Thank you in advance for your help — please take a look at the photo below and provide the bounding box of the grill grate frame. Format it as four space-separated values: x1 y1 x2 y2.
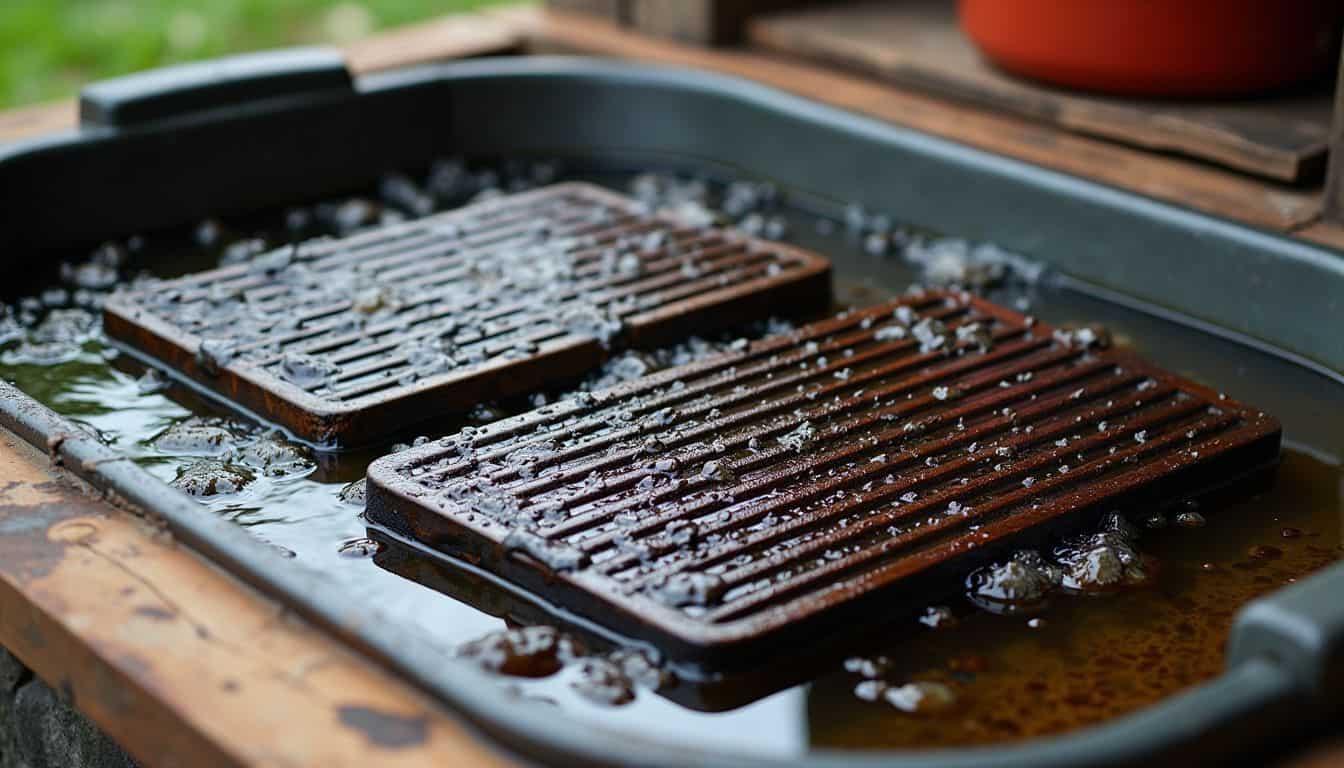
365 291 1281 666
103 182 831 446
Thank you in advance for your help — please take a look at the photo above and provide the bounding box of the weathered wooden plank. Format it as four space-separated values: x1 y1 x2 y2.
0 428 515 768
343 12 522 73
546 0 628 22
747 0 1334 183
507 6 1324 231
0 100 76 146
627 0 807 45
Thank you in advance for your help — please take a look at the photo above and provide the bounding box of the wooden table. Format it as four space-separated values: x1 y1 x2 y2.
0 6 1339 766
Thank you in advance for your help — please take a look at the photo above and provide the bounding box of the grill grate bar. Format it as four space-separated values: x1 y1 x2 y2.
572 350 1123 564
613 378 1186 590
525 328 1055 532
428 301 977 487
104 182 832 445
170 203 643 350
703 404 1238 623
170 194 595 301
365 291 1279 662
315 250 784 400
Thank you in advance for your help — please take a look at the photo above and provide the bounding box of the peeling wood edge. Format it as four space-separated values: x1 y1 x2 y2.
0 526 245 768
0 432 517 768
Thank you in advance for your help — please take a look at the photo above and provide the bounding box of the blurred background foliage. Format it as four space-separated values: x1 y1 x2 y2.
0 0 511 108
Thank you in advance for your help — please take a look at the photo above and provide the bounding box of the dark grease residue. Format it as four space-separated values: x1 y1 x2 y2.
1 162 1341 758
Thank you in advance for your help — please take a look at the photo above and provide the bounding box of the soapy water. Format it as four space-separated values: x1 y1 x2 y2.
0 160 1341 754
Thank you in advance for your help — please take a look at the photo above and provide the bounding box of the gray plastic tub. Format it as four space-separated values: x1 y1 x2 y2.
1 51 1341 767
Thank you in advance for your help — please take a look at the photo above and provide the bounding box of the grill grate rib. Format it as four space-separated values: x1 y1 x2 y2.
364 291 1280 666
102 183 831 446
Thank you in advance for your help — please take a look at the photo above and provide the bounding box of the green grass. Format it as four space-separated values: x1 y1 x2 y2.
0 0 512 108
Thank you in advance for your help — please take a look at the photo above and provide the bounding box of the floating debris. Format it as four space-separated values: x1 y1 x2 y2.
854 679 889 702
150 417 247 457
918 605 957 629
171 460 254 497
883 681 959 715
844 656 893 678
902 237 1044 290
337 537 382 558
30 308 98 344
1055 532 1152 593
570 658 636 706
238 434 314 477
135 368 170 394
1175 510 1207 528
61 260 119 291
457 626 583 678
338 479 367 506
608 647 673 690
966 551 1061 614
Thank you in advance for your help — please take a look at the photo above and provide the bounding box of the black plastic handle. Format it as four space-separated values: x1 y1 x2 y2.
1228 560 1344 704
78 47 352 129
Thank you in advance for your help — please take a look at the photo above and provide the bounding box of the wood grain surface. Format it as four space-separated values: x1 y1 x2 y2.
0 428 518 768
502 5 1325 231
748 0 1334 183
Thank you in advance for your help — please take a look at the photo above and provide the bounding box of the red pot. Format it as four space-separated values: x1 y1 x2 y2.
958 0 1342 97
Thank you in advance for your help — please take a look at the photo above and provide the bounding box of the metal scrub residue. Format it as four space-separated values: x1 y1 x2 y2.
0 160 1340 757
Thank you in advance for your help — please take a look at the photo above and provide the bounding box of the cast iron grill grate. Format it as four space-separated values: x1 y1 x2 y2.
365 291 1280 665
103 182 831 446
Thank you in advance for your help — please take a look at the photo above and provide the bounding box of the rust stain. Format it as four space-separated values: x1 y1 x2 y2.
0 502 78 583
114 651 153 681
336 704 430 749
0 479 68 507
16 618 47 652
0 474 111 584
85 652 153 716
0 442 114 584
134 605 176 621
49 519 100 545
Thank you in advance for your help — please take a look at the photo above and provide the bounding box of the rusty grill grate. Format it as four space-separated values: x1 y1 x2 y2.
365 291 1280 664
103 183 831 446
